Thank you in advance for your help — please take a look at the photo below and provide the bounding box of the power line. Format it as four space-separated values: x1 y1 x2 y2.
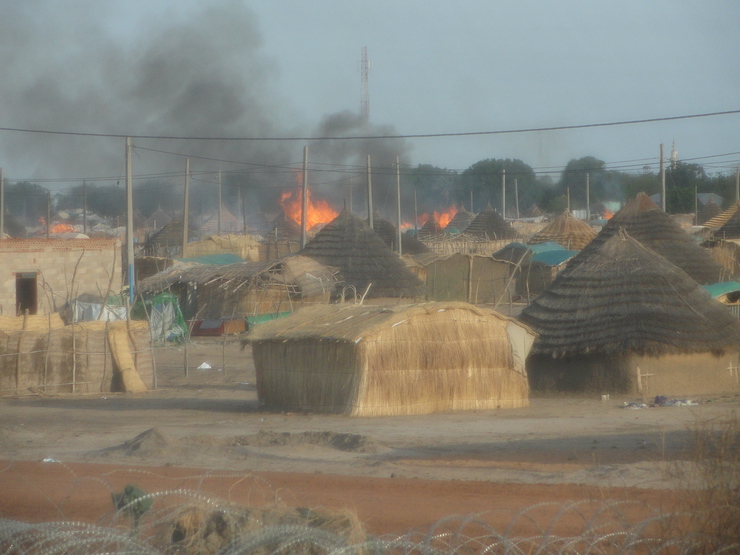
0 109 738 141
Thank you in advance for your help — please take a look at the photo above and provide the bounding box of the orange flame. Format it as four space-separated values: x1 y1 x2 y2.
603 209 614 220
418 206 458 229
50 223 76 233
279 187 338 230
436 205 458 228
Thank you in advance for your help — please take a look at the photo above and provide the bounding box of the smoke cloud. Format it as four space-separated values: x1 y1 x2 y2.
0 0 408 217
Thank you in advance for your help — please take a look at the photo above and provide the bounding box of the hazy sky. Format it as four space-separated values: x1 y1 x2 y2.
1 0 738 190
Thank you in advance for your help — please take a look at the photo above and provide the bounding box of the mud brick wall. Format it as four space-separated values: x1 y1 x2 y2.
0 239 122 316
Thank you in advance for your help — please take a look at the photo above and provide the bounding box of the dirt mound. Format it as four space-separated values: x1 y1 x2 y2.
236 431 381 453
102 428 172 458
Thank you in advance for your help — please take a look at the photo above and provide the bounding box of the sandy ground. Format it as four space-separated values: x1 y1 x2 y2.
0 336 737 536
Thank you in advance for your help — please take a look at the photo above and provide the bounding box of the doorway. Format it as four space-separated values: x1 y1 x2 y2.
15 273 38 316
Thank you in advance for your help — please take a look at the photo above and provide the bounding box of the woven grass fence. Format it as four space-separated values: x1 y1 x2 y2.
0 316 155 396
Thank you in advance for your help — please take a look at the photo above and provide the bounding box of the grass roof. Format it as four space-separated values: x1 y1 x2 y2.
370 214 430 255
703 200 740 230
300 209 426 299
519 229 740 358
463 204 517 240
566 192 723 284
446 205 475 233
529 210 597 250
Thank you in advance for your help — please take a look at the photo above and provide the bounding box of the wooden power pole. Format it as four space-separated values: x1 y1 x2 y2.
182 158 190 255
660 143 666 211
300 146 308 249
396 156 402 255
125 137 135 304
367 154 373 229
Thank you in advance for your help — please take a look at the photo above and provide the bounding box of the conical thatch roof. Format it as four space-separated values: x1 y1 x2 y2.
696 201 722 226
464 204 517 240
703 200 740 230
419 212 444 235
713 209 740 239
300 209 426 299
446 204 475 233
520 230 740 358
567 192 723 284
269 212 301 240
521 204 544 218
146 218 199 248
370 213 430 255
529 210 597 250
144 206 172 231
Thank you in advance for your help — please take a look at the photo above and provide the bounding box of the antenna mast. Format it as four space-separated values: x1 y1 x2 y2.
360 46 371 121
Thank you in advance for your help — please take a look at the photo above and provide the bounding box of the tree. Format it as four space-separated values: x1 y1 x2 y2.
459 158 539 216
402 164 460 210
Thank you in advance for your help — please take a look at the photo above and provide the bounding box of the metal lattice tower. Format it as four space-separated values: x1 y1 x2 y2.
359 46 371 121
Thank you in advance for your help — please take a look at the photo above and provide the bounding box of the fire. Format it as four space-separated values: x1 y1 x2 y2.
279 187 338 230
417 206 458 229
50 223 76 233
436 205 458 228
603 209 614 220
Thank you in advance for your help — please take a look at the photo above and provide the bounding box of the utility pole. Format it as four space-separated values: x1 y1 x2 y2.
396 156 402 255
567 186 571 212
414 188 418 231
348 177 353 214
470 190 474 214
367 154 373 229
46 190 50 239
660 143 666 211
241 185 247 237
694 186 698 225
300 146 308 249
586 173 590 221
82 180 87 235
217 171 222 236
0 167 4 240
125 137 135 304
514 178 520 220
359 47 371 121
735 166 739 203
501 169 506 219
182 158 190 255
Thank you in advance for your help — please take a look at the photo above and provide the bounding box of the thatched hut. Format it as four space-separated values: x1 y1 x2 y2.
418 212 444 237
247 302 535 416
529 210 597 250
143 206 172 232
300 209 426 301
520 230 740 395
446 204 475 234
409 252 514 304
370 212 430 255
463 204 517 241
567 192 725 284
696 201 722 226
138 255 337 321
144 218 200 257
703 200 740 231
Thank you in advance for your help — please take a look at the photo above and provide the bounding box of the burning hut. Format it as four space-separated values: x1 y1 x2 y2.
463 203 517 241
418 212 445 237
300 209 426 302
529 210 597 250
568 192 725 284
445 204 475 234
520 230 740 395
247 302 535 416
370 212 430 255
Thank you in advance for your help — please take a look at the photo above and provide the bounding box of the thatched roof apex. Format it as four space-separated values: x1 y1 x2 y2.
300 209 426 299
3 211 27 238
446 205 475 233
696 201 723 226
247 301 531 343
370 215 430 255
463 205 517 240
566 192 724 284
144 206 172 230
703 200 740 230
529 210 597 250
419 212 444 234
520 229 740 358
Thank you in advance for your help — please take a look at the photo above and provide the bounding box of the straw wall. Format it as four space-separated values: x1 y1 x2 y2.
0 319 154 396
251 307 529 416
355 309 528 416
526 351 740 395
